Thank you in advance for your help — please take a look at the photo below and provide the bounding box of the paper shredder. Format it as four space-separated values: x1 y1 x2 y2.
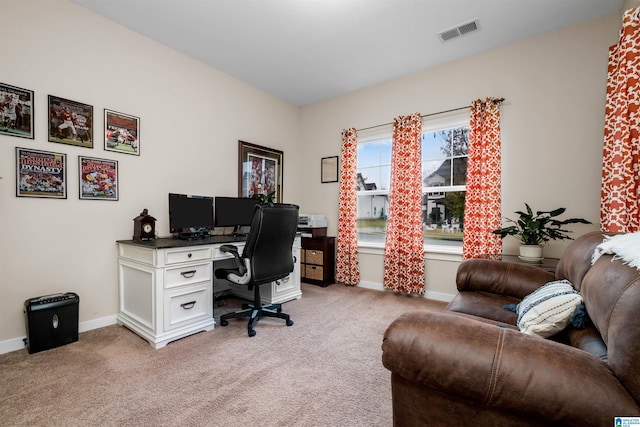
24 292 79 354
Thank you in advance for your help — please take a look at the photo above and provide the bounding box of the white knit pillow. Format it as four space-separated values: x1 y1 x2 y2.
517 280 583 338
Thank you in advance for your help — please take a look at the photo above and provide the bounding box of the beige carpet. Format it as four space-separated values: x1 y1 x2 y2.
0 283 444 426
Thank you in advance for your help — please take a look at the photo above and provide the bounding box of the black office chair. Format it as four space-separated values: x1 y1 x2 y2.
215 203 299 337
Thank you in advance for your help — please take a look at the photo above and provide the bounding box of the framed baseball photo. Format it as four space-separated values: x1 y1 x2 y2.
78 156 119 201
0 83 34 139
104 109 140 155
48 95 93 148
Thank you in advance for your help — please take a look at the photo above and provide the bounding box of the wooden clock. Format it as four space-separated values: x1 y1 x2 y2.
133 209 156 240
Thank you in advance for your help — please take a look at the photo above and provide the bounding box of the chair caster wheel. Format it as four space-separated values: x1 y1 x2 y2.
248 329 256 337
286 319 294 326
220 319 228 326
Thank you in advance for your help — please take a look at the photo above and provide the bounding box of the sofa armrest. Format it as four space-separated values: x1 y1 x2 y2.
456 259 555 299
382 311 638 424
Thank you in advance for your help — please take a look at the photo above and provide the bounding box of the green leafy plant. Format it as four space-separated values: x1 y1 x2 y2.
252 191 275 204
493 203 591 245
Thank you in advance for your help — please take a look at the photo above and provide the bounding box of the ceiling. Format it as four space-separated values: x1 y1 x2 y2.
71 0 623 107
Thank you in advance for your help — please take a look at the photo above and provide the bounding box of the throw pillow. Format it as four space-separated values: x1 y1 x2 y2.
516 279 583 338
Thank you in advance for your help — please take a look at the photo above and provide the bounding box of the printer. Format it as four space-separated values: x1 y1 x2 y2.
298 214 328 238
298 214 327 228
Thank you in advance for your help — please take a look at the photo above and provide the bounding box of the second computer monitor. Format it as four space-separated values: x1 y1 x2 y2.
214 196 260 229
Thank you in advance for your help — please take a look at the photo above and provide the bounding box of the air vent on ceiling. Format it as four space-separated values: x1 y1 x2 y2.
438 19 479 42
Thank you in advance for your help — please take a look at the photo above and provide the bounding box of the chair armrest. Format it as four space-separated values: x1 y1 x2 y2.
382 311 638 424
456 259 555 299
220 244 239 255
218 244 246 275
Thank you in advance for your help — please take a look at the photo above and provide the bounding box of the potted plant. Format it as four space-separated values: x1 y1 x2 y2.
493 203 591 260
252 191 276 204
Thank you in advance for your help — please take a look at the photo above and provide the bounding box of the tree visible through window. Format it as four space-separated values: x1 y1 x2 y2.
356 119 469 247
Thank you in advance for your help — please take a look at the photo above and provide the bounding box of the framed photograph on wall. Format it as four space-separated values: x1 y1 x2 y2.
238 140 283 203
16 147 67 199
78 156 118 201
48 95 93 148
0 83 34 139
104 109 140 155
321 156 339 183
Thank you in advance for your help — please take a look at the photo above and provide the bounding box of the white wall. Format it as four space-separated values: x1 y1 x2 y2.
0 0 302 346
298 12 620 297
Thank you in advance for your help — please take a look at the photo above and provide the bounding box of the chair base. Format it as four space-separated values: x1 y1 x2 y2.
219 285 293 337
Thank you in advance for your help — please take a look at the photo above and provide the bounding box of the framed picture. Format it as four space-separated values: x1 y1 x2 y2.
0 83 34 139
321 156 339 183
78 156 119 201
238 140 283 203
48 95 93 148
16 147 67 199
104 109 140 155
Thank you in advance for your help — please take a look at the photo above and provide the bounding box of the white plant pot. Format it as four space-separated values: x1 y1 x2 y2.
519 244 543 260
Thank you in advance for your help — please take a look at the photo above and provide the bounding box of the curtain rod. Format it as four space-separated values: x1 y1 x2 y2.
355 98 505 133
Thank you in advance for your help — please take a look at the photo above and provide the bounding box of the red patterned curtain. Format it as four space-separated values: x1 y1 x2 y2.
601 7 640 233
462 98 503 260
383 113 425 294
336 128 360 285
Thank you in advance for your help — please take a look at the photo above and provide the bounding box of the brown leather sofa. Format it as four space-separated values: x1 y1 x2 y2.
382 231 640 426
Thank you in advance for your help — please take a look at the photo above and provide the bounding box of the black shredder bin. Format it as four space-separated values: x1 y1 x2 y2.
24 292 79 354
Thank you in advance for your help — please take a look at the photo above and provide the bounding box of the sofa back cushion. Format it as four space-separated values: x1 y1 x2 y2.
580 254 640 402
555 231 614 291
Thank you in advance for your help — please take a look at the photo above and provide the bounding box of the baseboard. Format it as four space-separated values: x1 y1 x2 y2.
356 281 454 302
0 315 118 355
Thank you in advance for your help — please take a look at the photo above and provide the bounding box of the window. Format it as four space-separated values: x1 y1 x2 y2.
356 115 469 247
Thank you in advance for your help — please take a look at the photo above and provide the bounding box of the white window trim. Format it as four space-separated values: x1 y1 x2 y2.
356 111 469 254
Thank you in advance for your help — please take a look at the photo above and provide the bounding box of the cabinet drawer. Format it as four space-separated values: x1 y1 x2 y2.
302 238 326 251
164 284 211 331
305 265 324 281
165 262 212 289
164 247 213 265
304 249 324 265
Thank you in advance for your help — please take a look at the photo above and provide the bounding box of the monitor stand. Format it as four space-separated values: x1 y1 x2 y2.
231 225 250 239
176 230 208 240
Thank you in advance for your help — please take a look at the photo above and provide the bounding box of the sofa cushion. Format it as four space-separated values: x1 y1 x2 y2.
516 280 583 337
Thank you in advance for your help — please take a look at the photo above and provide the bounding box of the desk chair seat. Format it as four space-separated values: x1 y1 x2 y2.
214 203 299 337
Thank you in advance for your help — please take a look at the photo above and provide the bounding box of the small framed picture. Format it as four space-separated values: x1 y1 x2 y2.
48 95 93 148
79 156 118 201
16 147 67 199
0 83 34 139
104 109 140 155
238 140 283 203
321 156 339 183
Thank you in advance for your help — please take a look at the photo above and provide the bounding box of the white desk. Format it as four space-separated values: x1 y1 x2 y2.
116 235 301 348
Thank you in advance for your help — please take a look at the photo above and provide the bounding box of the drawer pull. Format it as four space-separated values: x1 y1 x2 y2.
181 270 197 278
180 301 196 310
188 253 192 258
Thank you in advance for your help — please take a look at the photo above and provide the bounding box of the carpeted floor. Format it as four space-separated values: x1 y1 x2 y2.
0 283 444 426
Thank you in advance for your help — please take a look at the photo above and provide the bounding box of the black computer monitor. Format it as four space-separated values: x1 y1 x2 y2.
214 197 260 229
168 193 214 239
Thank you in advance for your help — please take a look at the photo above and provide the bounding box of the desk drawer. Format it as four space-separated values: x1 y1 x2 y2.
165 262 212 289
164 284 211 331
164 247 213 265
304 249 324 265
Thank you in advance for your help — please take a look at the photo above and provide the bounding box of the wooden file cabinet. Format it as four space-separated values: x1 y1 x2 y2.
301 236 335 287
